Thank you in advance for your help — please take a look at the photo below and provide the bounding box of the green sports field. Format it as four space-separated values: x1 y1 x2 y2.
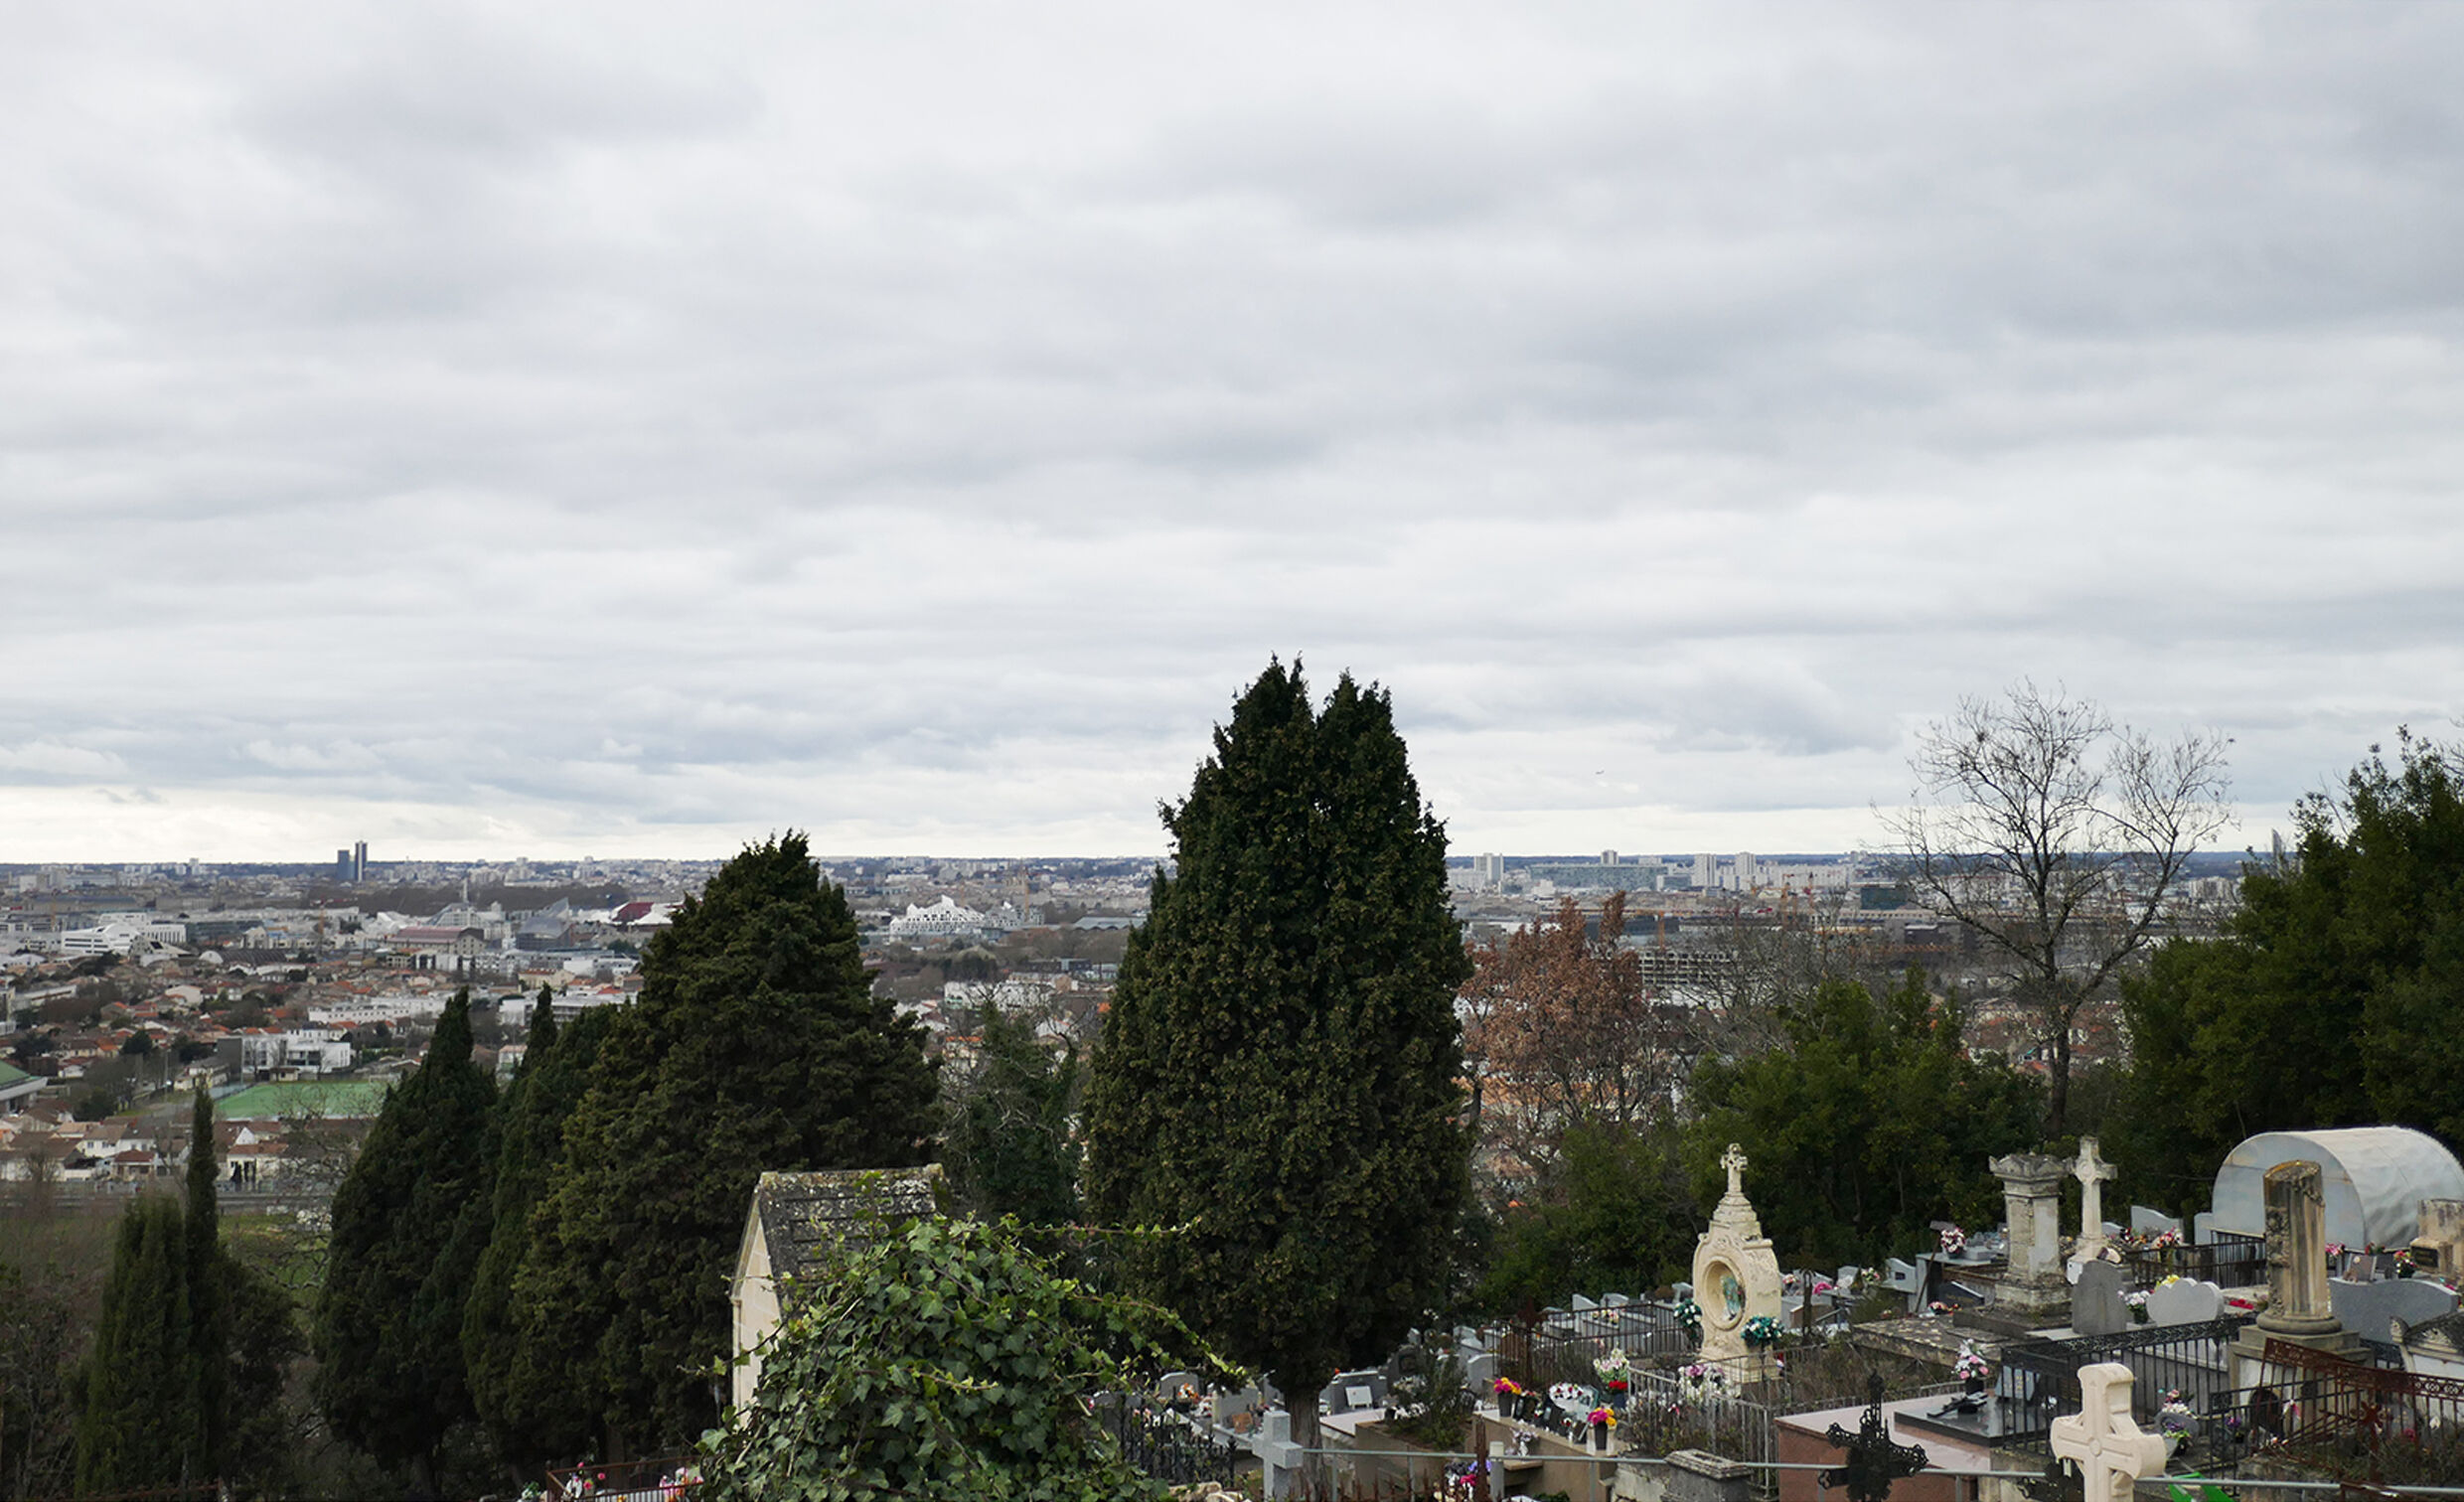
219 1080 389 1120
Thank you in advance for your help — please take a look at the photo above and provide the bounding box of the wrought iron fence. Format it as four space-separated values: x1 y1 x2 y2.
1098 1399 1245 1488
543 1456 701 1501
2120 1233 2264 1288
1997 1314 2255 1447
1523 1301 1698 1385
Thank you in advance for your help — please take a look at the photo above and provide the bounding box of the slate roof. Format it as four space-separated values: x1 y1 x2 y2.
2400 1308 2464 1355
750 1164 944 1285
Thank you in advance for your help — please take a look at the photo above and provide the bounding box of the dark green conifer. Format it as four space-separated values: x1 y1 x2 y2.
313 988 498 1486
947 1008 1080 1225
466 992 613 1466
1082 662 1473 1458
76 1197 200 1492
513 833 939 1451
184 1085 230 1476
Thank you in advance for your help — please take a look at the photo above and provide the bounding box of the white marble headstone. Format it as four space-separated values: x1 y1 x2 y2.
2145 1278 2224 1326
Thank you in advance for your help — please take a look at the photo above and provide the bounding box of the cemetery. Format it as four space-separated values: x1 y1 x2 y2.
1081 1129 2464 1501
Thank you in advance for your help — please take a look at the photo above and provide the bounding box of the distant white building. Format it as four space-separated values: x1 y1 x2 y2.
942 976 1055 1014
309 994 452 1027
58 916 188 957
887 896 995 941
236 1027 354 1076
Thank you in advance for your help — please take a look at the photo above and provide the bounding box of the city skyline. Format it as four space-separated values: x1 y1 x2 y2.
5 4 2460 862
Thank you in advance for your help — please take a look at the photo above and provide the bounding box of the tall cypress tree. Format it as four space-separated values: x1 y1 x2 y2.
185 1085 230 1478
1082 663 1473 1459
76 1197 200 1492
466 992 614 1467
513 833 939 1452
313 989 498 1487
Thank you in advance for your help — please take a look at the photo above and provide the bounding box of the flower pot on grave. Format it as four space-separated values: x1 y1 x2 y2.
1963 1376 1986 1398
1593 1420 1611 1452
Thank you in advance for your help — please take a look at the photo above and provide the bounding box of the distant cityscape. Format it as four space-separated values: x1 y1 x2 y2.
1 839 2254 1173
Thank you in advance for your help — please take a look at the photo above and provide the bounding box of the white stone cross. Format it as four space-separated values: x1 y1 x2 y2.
1722 1142 1749 1199
2050 1363 2167 1502
2075 1137 2117 1261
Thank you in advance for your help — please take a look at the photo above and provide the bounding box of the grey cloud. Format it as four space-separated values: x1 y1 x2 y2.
2 2 2461 856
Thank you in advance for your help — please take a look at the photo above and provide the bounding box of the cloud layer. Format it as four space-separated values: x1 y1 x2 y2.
3 2 2460 859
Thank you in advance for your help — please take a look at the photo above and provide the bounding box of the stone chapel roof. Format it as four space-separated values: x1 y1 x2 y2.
748 1164 944 1286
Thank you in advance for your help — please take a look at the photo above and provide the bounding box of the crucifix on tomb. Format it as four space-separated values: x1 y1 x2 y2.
2048 1363 2167 1502
1821 1375 1930 1502
1723 1142 1750 1199
2074 1138 2116 1263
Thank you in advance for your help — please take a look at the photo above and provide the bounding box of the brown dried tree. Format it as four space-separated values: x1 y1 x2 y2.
1463 891 1681 1194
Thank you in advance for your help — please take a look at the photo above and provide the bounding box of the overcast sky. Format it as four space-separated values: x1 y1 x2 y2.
3 3 2459 863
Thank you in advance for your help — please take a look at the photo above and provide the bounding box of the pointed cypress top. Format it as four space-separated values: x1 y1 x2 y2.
428 987 475 1073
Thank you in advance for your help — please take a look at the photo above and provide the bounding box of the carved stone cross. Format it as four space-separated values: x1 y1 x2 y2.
1722 1142 1750 1200
1822 1375 1930 1502
2074 1138 2117 1262
2049 1363 2166 1502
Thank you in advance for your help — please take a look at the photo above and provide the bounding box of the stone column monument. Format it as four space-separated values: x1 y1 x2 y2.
1989 1151 2072 1321
2073 1138 2117 1265
2231 1159 2360 1388
1691 1143 1784 1378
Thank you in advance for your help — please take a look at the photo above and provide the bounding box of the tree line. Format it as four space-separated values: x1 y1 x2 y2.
37 671 2464 1498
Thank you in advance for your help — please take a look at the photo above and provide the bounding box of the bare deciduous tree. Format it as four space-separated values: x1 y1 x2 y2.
1880 681 2232 1135
1463 892 1682 1194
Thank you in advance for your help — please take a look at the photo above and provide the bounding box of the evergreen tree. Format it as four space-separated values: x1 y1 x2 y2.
1081 663 1472 1459
947 1009 1080 1226
513 833 939 1451
185 1085 230 1477
1686 970 2042 1265
313 989 498 1487
76 1197 201 1492
2107 731 2464 1207
467 994 614 1467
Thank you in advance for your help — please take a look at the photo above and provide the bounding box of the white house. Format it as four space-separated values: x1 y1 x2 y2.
728 1165 943 1416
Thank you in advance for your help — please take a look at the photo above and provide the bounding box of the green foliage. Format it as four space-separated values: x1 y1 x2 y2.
2107 732 2464 1204
466 993 612 1466
1082 664 1473 1406
313 989 498 1476
77 1196 202 1492
1476 1123 1698 1313
947 1010 1080 1226
514 833 941 1451
186 1087 231 1477
222 1251 305 1494
0 1259 83 1497
1687 970 2042 1266
699 1217 1178 1502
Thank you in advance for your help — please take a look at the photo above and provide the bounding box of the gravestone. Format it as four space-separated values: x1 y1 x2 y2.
2131 1206 2184 1239
1991 1151 2074 1319
2415 1199 2464 1278
1885 1258 1922 1293
1690 1142 1784 1372
2073 1139 2117 1264
2072 1259 2130 1336
2232 1159 2361 1386
2329 1276 2459 1341
1252 1409 1303 1499
2145 1278 2224 1326
1463 1351 1499 1390
2049 1364 2167 1502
